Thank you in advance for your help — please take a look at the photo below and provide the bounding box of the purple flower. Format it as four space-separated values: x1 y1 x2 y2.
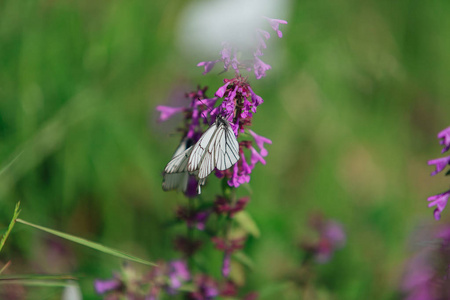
176 206 211 231
185 177 199 198
222 253 231 277
253 57 271 80
438 126 450 153
215 82 231 98
256 29 270 55
314 221 346 263
248 86 263 106
156 106 185 122
249 130 271 157
197 60 220 75
94 278 121 294
428 156 450 176
214 196 249 217
428 190 450 220
249 146 266 166
190 275 219 300
300 214 346 263
428 126 450 221
322 221 346 248
263 17 288 38
168 260 190 292
197 16 286 80
401 224 450 299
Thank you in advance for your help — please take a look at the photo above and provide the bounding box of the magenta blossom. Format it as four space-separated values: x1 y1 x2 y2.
401 224 450 299
428 156 450 176
156 106 185 122
214 196 249 217
438 126 450 153
428 190 450 221
427 126 450 220
249 130 272 157
189 275 219 300
263 17 288 38
168 260 190 294
177 206 211 231
94 278 122 294
300 214 346 264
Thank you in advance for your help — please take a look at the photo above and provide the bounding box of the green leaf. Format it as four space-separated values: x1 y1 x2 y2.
16 218 156 266
0 202 21 253
233 211 260 238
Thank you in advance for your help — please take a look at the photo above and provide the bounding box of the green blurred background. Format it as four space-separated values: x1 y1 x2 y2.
1 0 450 299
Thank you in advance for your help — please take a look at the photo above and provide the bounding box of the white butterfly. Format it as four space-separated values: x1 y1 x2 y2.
162 137 193 192
163 116 240 194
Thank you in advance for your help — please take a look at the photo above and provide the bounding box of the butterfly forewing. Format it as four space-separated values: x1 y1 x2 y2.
187 123 217 172
215 123 239 170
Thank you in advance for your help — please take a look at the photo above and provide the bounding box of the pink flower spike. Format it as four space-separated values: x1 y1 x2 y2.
215 82 231 98
156 106 185 122
263 17 288 38
249 130 272 157
438 126 450 153
427 190 450 220
428 156 450 176
197 60 219 75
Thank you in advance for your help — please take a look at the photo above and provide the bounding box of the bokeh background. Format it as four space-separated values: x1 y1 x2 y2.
1 0 450 299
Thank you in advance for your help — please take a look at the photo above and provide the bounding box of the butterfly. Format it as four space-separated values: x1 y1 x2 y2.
163 115 240 194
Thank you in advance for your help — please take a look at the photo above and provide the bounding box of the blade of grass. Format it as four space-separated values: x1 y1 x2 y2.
0 274 76 281
0 280 73 288
0 202 21 252
0 274 77 288
0 261 11 275
16 218 156 266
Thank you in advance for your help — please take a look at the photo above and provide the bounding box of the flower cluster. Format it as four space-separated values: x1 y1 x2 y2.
94 262 257 300
300 214 346 263
197 17 287 80
428 127 450 220
158 82 272 189
401 224 450 299
94 261 190 299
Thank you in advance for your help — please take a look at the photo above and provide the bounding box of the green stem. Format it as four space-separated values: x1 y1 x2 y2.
0 202 21 253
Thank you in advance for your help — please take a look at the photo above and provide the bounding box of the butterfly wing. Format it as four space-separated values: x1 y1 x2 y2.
162 172 189 192
215 121 239 171
162 138 194 192
187 123 217 173
164 146 193 174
